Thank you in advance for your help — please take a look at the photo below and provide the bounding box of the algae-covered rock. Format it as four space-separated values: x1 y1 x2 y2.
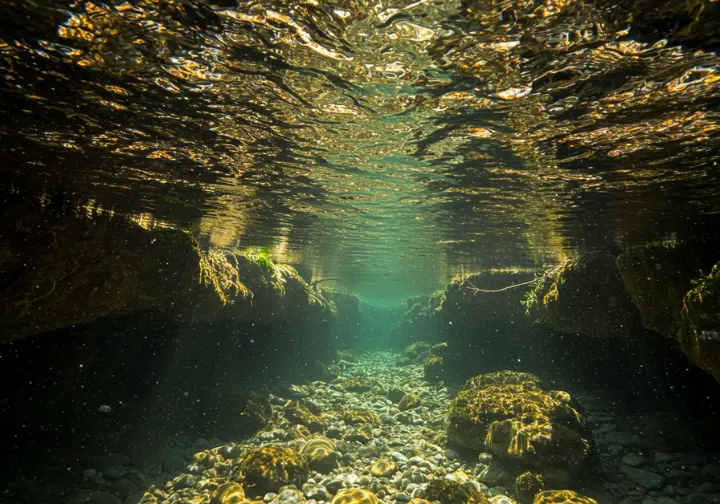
331 488 379 504
343 409 381 426
462 370 541 391
388 386 407 404
398 392 421 411
239 445 309 496
419 479 490 504
0 198 337 340
514 472 544 504
532 253 643 338
423 356 445 383
370 457 397 477
447 371 596 477
300 436 339 472
440 271 533 329
284 401 327 433
431 342 450 357
209 394 272 439
533 490 597 504
402 341 433 363
210 482 246 504
618 241 720 382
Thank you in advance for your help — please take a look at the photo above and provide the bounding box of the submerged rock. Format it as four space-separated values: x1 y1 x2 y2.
331 488 379 504
398 393 421 411
210 482 246 504
419 479 490 504
239 445 310 496
618 242 720 382
300 437 339 472
514 472 544 504
447 371 596 477
533 490 597 504
423 356 445 383
370 457 397 477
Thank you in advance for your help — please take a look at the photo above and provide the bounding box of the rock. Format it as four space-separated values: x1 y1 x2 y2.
423 356 445 383
603 431 653 450
271 488 305 504
533 490 598 503
210 482 245 504
325 478 346 493
478 461 507 485
430 342 450 358
448 371 596 476
331 488 379 504
388 387 407 404
163 455 187 473
343 409 382 426
392 452 409 464
489 497 513 504
285 401 328 432
622 466 666 490
371 457 398 477
419 479 490 504
345 424 373 443
702 463 720 482
301 437 340 472
302 483 328 500
514 472 544 504
239 445 310 496
103 466 128 481
444 448 460 460
398 393 422 411
654 452 674 464
84 491 123 504
622 453 646 467
110 479 138 499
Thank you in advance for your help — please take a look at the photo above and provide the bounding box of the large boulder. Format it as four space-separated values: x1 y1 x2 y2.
0 198 336 340
617 241 720 382
447 371 596 477
532 253 643 338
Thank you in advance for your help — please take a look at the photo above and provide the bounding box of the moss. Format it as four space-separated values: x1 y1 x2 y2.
370 457 397 477
462 370 541 391
447 372 596 476
284 401 327 433
300 436 339 472
343 409 381 426
210 482 247 504
515 472 544 504
419 479 490 504
423 356 445 383
521 260 574 316
533 490 598 504
331 489 379 504
239 446 309 496
398 392 421 411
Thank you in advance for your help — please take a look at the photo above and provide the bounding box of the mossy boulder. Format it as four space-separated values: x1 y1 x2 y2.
431 342 450 358
210 482 246 504
370 457 397 477
0 198 337 340
533 253 643 338
388 386 407 404
439 271 533 329
618 242 720 382
398 392 421 411
402 341 433 363
343 409 381 426
238 445 309 496
447 371 596 477
462 370 542 391
514 472 544 504
423 356 445 383
300 436 339 472
533 490 597 504
331 489 379 504
284 401 327 433
391 292 444 345
419 479 490 504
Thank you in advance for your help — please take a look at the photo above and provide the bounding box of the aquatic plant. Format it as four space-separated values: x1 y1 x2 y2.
196 246 251 305
520 260 574 316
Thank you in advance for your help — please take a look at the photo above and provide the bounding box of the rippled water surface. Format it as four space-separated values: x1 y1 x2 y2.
2 0 719 302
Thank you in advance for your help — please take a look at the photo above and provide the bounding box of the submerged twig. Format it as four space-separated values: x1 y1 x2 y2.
465 277 539 295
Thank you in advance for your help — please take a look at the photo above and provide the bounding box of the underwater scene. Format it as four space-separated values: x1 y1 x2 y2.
2 0 720 503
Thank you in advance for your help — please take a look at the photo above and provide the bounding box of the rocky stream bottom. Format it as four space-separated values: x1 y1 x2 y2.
7 350 720 504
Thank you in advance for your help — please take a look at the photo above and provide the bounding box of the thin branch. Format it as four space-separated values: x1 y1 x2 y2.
465 278 540 295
